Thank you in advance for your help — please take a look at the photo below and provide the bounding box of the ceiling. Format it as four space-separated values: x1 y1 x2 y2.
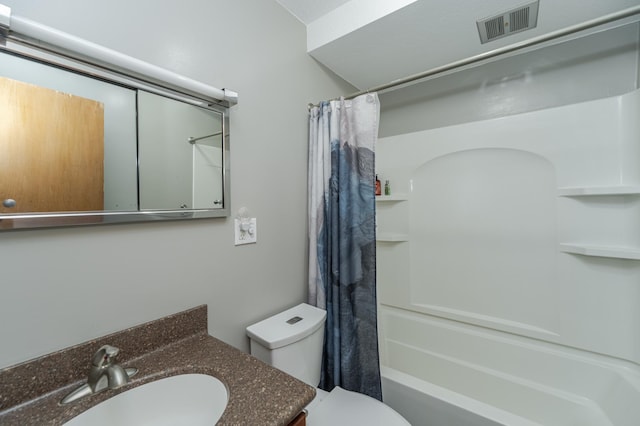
274 0 351 24
274 0 640 90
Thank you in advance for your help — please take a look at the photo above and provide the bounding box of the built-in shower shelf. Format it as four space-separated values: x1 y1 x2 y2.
559 243 640 260
377 233 409 242
375 194 409 202
557 185 640 196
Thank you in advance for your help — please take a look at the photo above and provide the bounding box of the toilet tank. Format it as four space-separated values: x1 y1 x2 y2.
246 303 326 387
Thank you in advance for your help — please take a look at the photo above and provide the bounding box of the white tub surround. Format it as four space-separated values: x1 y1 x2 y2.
376 89 640 426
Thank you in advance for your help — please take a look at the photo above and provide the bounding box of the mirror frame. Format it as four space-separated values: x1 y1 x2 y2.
0 44 231 231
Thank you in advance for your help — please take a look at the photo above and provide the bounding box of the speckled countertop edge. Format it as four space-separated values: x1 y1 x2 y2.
0 306 315 426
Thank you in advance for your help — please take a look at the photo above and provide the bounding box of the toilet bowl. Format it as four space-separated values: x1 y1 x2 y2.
246 303 409 425
305 386 409 425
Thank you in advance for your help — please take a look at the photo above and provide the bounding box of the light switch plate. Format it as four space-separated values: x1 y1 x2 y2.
234 218 257 245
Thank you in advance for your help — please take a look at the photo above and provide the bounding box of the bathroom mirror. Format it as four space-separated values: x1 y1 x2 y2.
0 48 230 231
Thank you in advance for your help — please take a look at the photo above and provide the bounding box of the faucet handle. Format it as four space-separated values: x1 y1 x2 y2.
92 345 120 368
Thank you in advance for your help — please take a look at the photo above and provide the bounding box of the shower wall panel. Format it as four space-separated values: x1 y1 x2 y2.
193 143 223 209
376 89 640 365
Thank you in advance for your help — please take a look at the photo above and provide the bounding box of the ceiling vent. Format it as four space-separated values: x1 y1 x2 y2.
477 1 539 44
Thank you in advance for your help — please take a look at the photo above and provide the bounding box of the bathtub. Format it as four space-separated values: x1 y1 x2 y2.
382 366 523 426
378 306 640 426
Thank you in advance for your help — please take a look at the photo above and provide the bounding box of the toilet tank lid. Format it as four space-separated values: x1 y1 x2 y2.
246 303 326 350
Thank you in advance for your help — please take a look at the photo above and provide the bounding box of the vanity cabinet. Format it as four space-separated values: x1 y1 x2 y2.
288 411 306 426
0 305 314 425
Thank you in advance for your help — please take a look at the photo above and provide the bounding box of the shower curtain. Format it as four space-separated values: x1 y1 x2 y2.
307 93 382 400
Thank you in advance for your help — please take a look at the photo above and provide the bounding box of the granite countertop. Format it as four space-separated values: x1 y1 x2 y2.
0 306 315 425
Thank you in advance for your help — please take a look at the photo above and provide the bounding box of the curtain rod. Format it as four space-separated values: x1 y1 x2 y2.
188 131 223 144
309 4 640 110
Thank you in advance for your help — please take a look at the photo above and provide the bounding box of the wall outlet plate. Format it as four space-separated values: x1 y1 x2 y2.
234 218 257 245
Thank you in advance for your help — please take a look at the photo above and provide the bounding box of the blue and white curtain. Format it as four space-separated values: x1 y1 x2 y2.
308 93 382 400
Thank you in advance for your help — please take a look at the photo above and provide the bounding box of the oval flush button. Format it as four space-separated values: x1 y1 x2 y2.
3 199 16 208
286 316 303 325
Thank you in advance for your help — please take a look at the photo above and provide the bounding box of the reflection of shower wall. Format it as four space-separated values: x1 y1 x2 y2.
193 142 223 209
376 89 640 424
138 92 192 210
138 91 222 210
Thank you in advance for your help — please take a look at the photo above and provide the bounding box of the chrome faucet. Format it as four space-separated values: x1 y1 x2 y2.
60 344 137 404
88 345 130 392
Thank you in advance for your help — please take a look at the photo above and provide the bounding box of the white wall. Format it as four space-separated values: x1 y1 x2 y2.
0 0 354 369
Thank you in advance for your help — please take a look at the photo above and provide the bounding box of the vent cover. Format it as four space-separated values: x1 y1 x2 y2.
477 1 539 44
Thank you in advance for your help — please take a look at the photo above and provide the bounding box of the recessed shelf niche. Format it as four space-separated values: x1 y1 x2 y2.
376 233 409 242
375 194 409 202
559 243 640 260
375 193 409 242
558 186 640 196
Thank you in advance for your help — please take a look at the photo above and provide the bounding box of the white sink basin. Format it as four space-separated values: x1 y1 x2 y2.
64 374 228 426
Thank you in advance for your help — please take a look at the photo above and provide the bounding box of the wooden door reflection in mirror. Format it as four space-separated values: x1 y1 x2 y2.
0 76 105 213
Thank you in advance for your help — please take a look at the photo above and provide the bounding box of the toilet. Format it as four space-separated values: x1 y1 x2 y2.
246 303 410 425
